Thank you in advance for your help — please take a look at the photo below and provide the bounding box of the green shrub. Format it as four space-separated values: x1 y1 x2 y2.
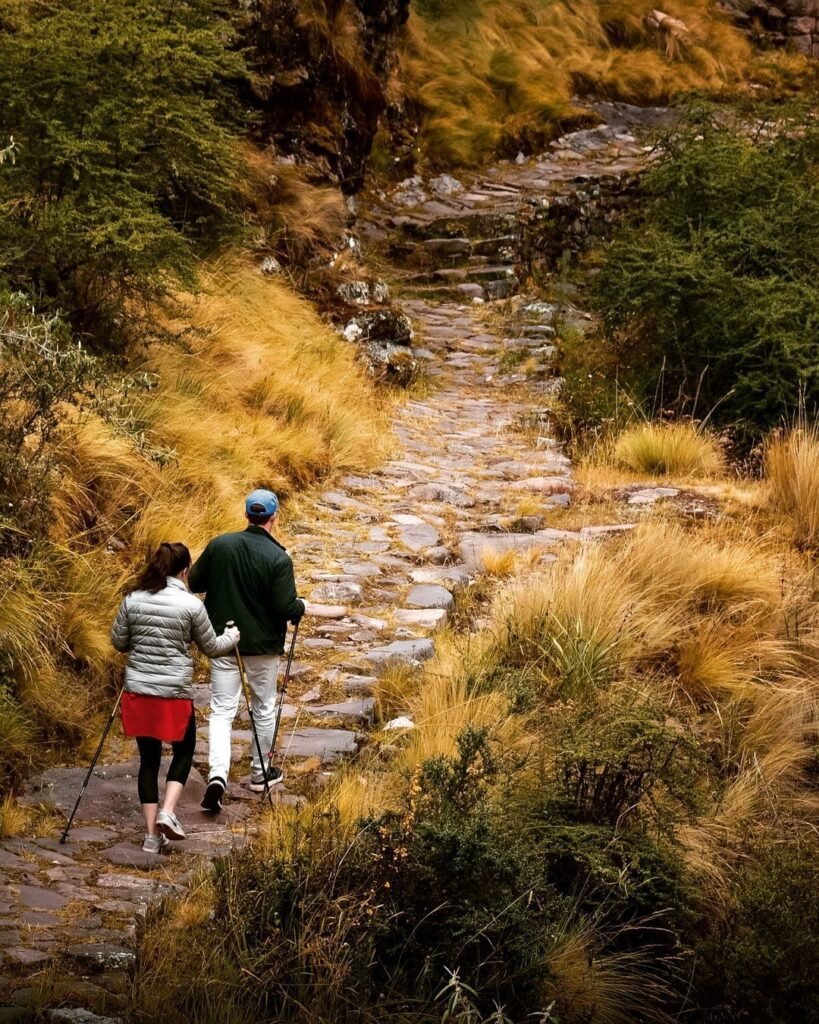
594 103 819 443
695 838 819 1023
0 294 99 554
0 0 246 348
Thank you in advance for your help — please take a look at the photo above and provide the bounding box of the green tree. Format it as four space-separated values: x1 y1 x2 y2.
0 0 247 348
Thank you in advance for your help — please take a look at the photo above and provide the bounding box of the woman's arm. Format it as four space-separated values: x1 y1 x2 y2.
110 596 131 653
190 602 238 658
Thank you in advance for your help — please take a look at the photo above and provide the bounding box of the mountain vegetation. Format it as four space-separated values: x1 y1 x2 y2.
3 1 819 1020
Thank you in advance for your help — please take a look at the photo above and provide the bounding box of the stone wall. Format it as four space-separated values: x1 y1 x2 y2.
720 0 819 55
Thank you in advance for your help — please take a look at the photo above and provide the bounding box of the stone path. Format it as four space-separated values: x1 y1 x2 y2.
0 102 663 1021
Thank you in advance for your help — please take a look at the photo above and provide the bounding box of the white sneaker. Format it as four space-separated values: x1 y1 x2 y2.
142 832 170 854
156 809 186 841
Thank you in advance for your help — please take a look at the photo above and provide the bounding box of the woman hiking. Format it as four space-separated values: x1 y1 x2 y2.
110 542 240 854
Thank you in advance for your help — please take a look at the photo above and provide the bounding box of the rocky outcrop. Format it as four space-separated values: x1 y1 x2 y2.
242 0 409 191
720 0 819 54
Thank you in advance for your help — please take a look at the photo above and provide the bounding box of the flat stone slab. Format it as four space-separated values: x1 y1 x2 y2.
395 608 448 630
15 884 68 911
3 947 53 966
458 532 550 569
303 603 348 619
311 581 362 604
100 843 168 870
364 639 435 669
410 565 471 589
308 699 375 724
505 476 573 493
277 728 359 763
626 487 679 506
391 520 438 552
342 675 379 694
61 943 136 973
405 584 454 610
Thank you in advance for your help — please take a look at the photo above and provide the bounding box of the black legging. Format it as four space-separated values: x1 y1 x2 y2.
135 712 196 804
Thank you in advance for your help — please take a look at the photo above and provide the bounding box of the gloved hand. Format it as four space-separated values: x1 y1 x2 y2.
224 624 240 646
290 599 306 625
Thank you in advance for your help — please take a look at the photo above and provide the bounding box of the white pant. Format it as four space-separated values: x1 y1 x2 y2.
208 654 280 782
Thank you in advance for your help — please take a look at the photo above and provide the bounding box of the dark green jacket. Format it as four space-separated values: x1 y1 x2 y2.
188 527 303 656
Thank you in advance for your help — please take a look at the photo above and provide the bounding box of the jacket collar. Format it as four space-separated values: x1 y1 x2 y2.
167 576 188 591
244 525 287 551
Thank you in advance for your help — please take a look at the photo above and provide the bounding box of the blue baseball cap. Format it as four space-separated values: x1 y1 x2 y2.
245 488 279 518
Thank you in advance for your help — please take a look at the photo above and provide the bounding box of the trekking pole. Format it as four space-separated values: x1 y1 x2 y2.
263 620 300 792
60 685 125 844
227 621 274 807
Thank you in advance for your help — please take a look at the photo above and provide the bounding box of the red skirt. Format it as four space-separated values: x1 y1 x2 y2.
121 692 194 742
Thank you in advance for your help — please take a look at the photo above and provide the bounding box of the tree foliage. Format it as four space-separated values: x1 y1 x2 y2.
0 0 247 347
595 104 819 441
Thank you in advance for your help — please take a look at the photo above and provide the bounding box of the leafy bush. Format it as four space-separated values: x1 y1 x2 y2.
0 0 245 347
595 104 819 442
695 838 819 1023
0 294 99 554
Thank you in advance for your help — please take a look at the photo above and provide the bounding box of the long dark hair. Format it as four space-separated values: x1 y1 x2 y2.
132 542 191 594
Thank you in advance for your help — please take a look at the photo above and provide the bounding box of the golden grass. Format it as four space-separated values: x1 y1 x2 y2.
404 0 751 166
242 148 348 265
0 794 31 837
765 422 819 549
543 917 673 1024
611 421 725 478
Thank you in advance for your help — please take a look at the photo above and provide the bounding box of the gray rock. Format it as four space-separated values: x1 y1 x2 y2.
405 584 454 610
394 608 448 630
397 522 440 551
309 699 375 724
342 675 379 694
311 581 362 605
61 944 136 974
303 603 348 619
15 884 68 911
505 476 573 493
430 174 465 197
101 843 168 870
3 948 52 967
365 639 435 669
545 492 572 508
343 309 413 346
410 565 470 589
46 1010 122 1024
279 728 359 763
626 487 679 506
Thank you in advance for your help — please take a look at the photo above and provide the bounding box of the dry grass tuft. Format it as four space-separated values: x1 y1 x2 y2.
612 421 725 478
543 916 674 1024
405 0 751 166
765 421 819 549
0 794 31 837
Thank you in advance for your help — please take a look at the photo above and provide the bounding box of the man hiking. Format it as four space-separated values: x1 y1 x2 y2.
189 489 305 812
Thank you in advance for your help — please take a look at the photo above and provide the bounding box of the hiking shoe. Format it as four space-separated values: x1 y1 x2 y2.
142 832 170 854
201 777 226 813
248 765 285 793
156 809 186 841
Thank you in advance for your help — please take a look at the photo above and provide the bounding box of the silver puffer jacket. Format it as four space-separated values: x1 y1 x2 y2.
111 576 237 698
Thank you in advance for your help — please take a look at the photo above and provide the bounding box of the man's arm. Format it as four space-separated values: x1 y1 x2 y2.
188 542 212 594
271 557 305 624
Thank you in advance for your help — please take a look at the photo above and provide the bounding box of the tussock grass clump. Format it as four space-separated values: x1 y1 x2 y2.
0 794 31 838
765 422 819 549
612 421 725 477
405 0 751 166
